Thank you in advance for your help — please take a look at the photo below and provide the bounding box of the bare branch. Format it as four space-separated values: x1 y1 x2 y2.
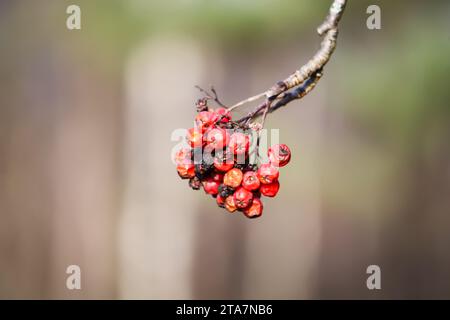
265 0 346 100
195 85 226 107
233 0 346 124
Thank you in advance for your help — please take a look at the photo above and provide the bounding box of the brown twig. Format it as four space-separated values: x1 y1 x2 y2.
232 0 346 124
195 85 226 107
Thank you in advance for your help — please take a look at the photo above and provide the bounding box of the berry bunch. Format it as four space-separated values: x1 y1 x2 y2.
174 104 291 219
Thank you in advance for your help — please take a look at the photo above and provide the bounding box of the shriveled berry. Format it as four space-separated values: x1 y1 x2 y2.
242 171 260 191
243 197 263 218
177 163 195 179
225 195 237 213
260 180 280 197
257 163 279 184
195 111 218 132
195 163 213 180
229 132 250 155
216 194 226 208
218 184 234 198
202 178 220 195
205 128 229 150
233 187 253 209
215 107 232 123
223 168 243 188
214 151 234 172
189 176 201 190
268 144 291 167
186 128 203 148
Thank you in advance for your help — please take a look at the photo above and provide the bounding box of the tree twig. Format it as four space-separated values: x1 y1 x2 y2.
233 0 346 123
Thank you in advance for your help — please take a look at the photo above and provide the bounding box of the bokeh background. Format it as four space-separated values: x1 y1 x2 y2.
1 0 449 299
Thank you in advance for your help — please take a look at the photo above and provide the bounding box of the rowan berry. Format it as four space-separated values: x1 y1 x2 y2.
186 128 204 148
195 111 218 132
260 180 280 197
215 107 232 123
233 187 253 209
268 144 291 167
177 163 195 179
243 197 263 218
218 184 234 198
225 195 238 213
202 178 220 195
242 171 260 191
228 132 250 155
216 194 226 208
205 128 229 150
211 172 224 183
213 151 234 172
257 163 279 184
223 168 243 188
189 176 201 190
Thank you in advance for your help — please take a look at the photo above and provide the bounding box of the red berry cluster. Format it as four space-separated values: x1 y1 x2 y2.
174 106 291 219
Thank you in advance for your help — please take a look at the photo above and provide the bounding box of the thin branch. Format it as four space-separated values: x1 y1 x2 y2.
233 0 346 123
228 92 265 112
195 85 226 107
238 70 323 121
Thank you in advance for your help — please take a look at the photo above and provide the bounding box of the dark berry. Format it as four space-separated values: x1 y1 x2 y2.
189 176 201 190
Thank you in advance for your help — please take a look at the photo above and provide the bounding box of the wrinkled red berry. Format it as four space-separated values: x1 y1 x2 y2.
215 107 232 123
243 197 263 218
260 180 280 197
177 163 195 179
242 171 260 191
213 151 234 172
257 163 279 184
225 195 237 213
186 128 204 148
233 187 253 209
268 144 291 167
205 128 229 150
229 132 250 155
202 178 220 195
195 111 218 132
216 194 226 207
224 168 243 188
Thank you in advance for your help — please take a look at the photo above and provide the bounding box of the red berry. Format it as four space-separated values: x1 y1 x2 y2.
216 194 226 208
186 128 203 148
177 163 195 179
202 178 220 195
211 172 224 183
195 111 218 132
205 128 229 150
260 180 280 197
257 163 279 184
174 147 192 165
268 144 291 167
223 168 243 188
233 187 253 209
213 151 234 172
225 195 237 213
242 171 260 191
215 107 232 123
228 132 250 155
243 197 263 218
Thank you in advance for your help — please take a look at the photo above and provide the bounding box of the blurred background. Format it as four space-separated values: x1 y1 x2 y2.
1 0 449 299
